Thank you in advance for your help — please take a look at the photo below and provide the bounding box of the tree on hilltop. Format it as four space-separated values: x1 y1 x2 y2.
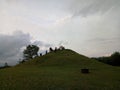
23 45 39 60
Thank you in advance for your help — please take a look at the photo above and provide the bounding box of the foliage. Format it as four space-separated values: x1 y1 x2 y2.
19 60 26 64
0 62 10 69
23 45 39 60
110 52 120 66
59 46 65 50
93 52 120 66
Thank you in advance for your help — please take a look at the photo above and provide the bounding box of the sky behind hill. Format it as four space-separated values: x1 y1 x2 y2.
0 0 120 65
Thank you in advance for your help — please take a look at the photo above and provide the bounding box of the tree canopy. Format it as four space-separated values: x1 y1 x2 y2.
23 45 39 60
93 52 120 66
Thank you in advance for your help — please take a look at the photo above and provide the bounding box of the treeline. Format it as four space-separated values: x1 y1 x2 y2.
92 52 120 66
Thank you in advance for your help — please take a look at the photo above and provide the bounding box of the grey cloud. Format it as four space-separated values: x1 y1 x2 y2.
84 37 120 57
0 31 52 66
0 31 31 66
68 0 120 17
32 41 52 48
87 37 120 43
32 41 53 55
58 41 69 46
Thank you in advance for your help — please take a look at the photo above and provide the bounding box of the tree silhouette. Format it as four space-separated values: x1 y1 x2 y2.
110 52 120 66
93 52 120 66
23 45 39 60
59 46 65 50
49 47 53 52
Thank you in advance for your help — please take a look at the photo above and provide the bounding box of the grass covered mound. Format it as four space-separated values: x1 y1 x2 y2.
0 49 120 90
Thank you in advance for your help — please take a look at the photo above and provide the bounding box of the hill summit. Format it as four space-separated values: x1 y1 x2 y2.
19 49 107 68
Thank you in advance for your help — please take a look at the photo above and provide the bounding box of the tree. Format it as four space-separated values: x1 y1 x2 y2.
93 51 120 66
59 46 65 50
110 52 120 66
23 45 39 60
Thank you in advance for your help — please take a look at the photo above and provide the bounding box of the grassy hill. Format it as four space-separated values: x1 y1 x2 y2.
0 49 120 90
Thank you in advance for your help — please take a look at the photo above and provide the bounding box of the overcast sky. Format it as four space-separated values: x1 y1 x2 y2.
0 0 120 65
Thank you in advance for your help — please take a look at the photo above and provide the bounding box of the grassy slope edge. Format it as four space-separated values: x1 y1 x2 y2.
0 49 120 90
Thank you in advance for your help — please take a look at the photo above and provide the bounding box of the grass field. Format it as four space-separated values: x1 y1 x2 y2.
0 49 120 90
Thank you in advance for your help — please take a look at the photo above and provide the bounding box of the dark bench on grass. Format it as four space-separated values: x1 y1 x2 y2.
81 69 89 74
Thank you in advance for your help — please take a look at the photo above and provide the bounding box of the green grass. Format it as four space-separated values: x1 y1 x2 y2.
0 49 120 90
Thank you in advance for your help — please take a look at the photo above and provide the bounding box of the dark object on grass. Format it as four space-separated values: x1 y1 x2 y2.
54 47 58 52
81 69 89 74
19 60 26 64
46 50 48 54
40 53 42 56
49 47 53 52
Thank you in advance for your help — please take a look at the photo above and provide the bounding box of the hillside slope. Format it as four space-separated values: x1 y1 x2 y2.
0 49 120 90
19 49 109 68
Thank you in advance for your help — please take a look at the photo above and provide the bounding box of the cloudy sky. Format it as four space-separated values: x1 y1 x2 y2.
0 0 120 65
